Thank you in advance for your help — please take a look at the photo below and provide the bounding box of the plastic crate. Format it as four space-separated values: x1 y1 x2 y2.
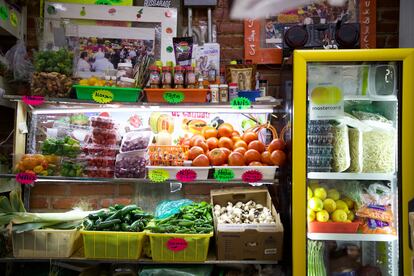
308 222 360 233
74 85 142 102
147 232 213 262
12 229 81 258
81 230 146 260
145 88 208 103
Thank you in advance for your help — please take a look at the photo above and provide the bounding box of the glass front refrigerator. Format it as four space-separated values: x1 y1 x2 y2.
291 49 414 276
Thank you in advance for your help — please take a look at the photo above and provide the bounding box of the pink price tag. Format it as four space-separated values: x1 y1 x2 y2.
242 170 263 183
176 169 197 182
22 95 44 106
16 173 37 185
166 238 188 252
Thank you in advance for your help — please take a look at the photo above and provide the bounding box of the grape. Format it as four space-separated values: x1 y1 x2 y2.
115 154 147 178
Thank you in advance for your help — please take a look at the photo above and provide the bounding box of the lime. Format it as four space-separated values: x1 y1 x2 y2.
316 210 330 222
307 209 315 222
332 209 348 222
314 187 327 200
327 189 340 201
343 197 355 209
308 197 323 212
307 187 313 200
323 198 337 213
347 210 355 221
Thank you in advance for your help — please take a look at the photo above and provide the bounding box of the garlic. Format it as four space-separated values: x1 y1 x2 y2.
214 204 221 210
235 202 243 208
227 202 233 207
233 208 242 217
256 204 263 209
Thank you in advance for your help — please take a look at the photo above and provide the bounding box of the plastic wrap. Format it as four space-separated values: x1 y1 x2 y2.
348 128 363 173
5 40 34 82
332 123 350 172
154 199 193 219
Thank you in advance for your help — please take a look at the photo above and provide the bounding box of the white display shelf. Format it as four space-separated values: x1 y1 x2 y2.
343 95 398 102
307 172 395 181
307 233 398 242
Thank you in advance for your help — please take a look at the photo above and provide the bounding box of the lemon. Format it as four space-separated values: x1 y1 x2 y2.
335 200 350 213
347 211 355 221
308 197 323 212
314 187 327 200
307 187 313 200
343 197 355 209
316 210 330 222
327 189 340 201
307 209 315 222
88 77 98 86
332 209 348 222
323 198 337 213
79 79 89 86
309 181 319 191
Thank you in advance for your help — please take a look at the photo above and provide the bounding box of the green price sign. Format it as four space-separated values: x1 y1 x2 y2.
231 97 251 110
148 169 169 182
0 5 8 21
92 89 114 104
164 91 184 104
214 168 235 182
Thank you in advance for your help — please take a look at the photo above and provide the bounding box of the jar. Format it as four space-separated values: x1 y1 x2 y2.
149 65 161 88
219 84 229 102
229 83 238 101
162 66 172 88
185 66 196 88
118 77 135 88
174 66 184 88
259 79 268 97
117 63 133 78
210 84 219 103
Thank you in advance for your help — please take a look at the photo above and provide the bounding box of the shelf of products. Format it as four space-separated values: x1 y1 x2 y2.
307 172 396 181
307 233 398 242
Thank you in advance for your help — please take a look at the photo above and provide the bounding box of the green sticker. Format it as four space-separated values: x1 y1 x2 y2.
149 169 169 182
9 11 17 27
92 89 114 104
166 46 173 53
164 91 184 104
231 97 251 110
214 168 235 182
0 5 8 21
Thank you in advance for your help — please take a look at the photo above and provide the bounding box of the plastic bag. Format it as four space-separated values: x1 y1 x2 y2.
5 40 33 82
359 218 396 235
356 204 393 222
348 128 363 173
361 183 392 206
155 199 193 219
139 265 213 276
332 123 350 172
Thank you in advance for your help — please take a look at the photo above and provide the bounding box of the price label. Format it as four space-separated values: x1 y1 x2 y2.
166 238 188 252
176 169 197 182
214 168 234 182
0 5 8 20
148 169 169 182
22 95 45 106
163 91 184 104
10 11 17 27
230 97 251 110
16 173 37 185
242 170 263 183
92 90 114 104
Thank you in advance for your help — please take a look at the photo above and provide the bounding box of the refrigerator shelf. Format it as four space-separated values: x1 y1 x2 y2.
307 233 398 242
307 172 395 181
343 95 398 102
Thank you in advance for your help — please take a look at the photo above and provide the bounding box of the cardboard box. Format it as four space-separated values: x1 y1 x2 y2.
211 188 284 261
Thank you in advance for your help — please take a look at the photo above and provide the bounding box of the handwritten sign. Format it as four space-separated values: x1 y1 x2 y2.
176 169 197 182
231 97 251 110
148 169 169 182
22 95 44 106
166 238 188 252
16 173 37 185
92 90 114 104
0 5 8 20
242 170 263 183
214 168 234 182
163 91 184 104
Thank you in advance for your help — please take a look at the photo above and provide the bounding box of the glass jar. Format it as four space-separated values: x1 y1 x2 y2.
185 66 196 88
117 63 133 78
219 84 229 102
149 65 161 88
118 77 135 88
162 66 172 88
174 66 185 88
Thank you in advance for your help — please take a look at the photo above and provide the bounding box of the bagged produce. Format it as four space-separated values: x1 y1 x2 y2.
5 40 33 82
332 123 350 172
348 128 363 173
154 199 193 219
359 218 396 235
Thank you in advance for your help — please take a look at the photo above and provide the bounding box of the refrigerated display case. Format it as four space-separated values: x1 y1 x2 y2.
292 49 414 276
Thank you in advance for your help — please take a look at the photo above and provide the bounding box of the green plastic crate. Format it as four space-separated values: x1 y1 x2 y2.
74 85 142 102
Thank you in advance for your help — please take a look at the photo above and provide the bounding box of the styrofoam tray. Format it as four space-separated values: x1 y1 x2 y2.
146 166 210 180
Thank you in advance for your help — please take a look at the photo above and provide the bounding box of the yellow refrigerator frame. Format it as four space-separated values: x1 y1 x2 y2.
292 49 414 276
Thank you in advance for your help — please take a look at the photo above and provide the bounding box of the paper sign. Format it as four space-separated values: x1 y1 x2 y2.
231 97 251 110
166 238 188 252
309 85 344 120
163 91 184 104
242 170 263 183
176 169 197 182
16 173 37 185
22 96 45 106
214 168 234 182
9 11 17 27
0 5 8 20
92 90 114 104
148 169 169 182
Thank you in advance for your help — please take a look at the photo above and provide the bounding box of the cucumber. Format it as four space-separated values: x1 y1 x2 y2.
96 219 122 230
120 204 138 216
104 209 122 222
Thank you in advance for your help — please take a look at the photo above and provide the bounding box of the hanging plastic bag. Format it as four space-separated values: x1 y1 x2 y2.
155 199 193 219
5 40 33 82
332 123 350 172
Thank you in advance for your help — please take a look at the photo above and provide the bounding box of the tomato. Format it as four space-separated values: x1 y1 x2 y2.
234 147 247 156
202 126 218 139
233 140 248 150
249 161 263 166
218 137 234 150
244 149 261 164
190 134 205 147
220 147 231 159
206 137 219 150
232 130 240 137
228 152 245 166
242 131 258 145
231 136 242 144
271 150 287 166
208 148 228 166
192 154 210 166
194 140 209 153
248 140 265 153
261 151 272 165
268 138 286 152
218 123 234 138
188 146 204 160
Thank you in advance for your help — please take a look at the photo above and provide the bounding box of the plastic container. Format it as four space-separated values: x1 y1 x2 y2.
307 145 333 156
85 167 115 178
117 77 135 88
13 229 81 258
82 144 119 157
147 166 209 181
308 121 333 135
307 134 334 145
92 128 120 145
308 222 360 233
307 156 332 172
120 129 152 153
115 151 147 179
87 156 116 167
117 63 133 78
212 166 278 181
90 116 117 129
145 88 209 103
147 232 213 262
237 90 261 102
81 230 146 260
148 145 189 166
74 85 142 103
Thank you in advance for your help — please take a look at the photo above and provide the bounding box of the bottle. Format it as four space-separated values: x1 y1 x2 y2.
229 83 238 101
174 66 185 88
259 79 268 97
210 84 219 103
219 84 229 102
162 66 172 88
149 65 161 88
198 76 204 89
185 66 196 88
